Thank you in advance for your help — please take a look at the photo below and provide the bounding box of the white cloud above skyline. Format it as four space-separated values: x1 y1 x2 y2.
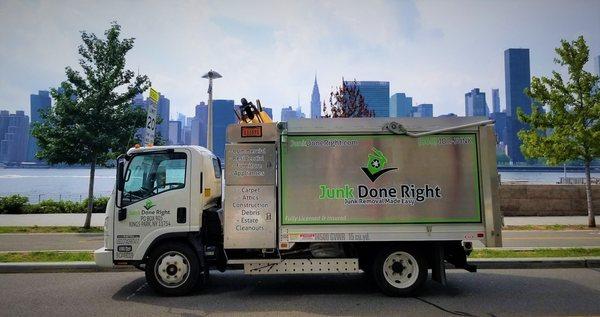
0 0 599 120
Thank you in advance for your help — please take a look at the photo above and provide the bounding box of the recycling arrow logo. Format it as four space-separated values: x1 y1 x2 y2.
361 147 397 182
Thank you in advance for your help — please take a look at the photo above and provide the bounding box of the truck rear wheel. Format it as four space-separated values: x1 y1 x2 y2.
373 248 427 296
145 242 201 296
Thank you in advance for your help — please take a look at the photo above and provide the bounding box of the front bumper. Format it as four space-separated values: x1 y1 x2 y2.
94 247 113 268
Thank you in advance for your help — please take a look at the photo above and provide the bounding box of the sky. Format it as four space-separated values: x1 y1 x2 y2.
1 0 599 121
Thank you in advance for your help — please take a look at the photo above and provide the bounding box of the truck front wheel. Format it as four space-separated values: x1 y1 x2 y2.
373 248 427 296
145 242 201 296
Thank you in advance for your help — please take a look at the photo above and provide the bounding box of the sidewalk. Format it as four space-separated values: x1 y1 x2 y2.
1 213 599 227
503 216 600 226
0 213 106 226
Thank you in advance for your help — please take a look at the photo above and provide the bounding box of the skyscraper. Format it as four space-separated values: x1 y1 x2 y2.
0 110 29 163
465 88 489 116
27 90 51 162
263 107 273 120
412 104 433 117
295 106 306 118
310 75 321 118
132 93 147 141
490 112 507 143
168 120 182 145
504 48 532 162
176 112 187 127
192 103 208 147
491 89 501 113
132 93 145 109
595 55 600 76
157 94 170 143
390 93 413 117
280 106 300 121
212 100 236 161
343 81 390 117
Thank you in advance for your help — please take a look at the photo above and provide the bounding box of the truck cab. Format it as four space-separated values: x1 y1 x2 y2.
95 145 224 294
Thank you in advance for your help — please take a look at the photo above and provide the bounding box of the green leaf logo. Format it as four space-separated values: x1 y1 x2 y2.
143 199 156 210
361 147 397 182
367 147 388 175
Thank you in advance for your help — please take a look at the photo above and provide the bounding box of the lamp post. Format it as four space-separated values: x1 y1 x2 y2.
202 70 222 152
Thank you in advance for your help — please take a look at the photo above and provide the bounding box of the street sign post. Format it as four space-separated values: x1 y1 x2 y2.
143 88 159 146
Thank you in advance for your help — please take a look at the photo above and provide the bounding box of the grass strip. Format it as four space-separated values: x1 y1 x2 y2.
471 248 600 258
1 248 599 263
0 251 93 262
503 224 596 231
0 226 103 234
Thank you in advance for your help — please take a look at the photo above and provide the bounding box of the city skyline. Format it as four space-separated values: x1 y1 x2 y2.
1 1 598 120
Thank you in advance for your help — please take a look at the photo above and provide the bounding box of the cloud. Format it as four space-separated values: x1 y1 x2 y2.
0 0 598 119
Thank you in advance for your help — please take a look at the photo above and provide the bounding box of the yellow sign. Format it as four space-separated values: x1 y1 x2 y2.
149 88 160 103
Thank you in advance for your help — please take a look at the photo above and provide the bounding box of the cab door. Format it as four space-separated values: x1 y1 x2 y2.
113 149 191 261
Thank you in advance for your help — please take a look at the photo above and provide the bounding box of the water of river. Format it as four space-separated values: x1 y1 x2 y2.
0 168 598 202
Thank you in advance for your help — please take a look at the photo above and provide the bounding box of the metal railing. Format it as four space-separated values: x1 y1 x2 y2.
0 192 112 203
558 177 600 185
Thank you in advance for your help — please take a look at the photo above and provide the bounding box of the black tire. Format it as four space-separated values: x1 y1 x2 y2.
145 242 202 296
372 247 427 297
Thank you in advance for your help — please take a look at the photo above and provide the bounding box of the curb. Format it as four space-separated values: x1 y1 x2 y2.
468 257 600 269
0 262 138 273
1 258 599 273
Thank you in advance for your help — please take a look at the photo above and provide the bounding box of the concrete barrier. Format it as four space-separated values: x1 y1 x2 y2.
500 184 600 216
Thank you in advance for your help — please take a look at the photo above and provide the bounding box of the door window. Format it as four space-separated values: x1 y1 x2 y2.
212 157 222 179
122 152 187 206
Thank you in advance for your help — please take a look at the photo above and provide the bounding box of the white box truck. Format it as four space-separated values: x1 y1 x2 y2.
95 117 502 296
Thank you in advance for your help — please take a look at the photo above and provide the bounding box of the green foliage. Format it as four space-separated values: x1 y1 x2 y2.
81 196 110 213
31 22 150 166
517 36 600 165
0 195 108 214
0 195 29 214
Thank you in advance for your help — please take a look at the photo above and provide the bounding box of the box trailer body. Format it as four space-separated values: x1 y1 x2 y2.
95 117 502 296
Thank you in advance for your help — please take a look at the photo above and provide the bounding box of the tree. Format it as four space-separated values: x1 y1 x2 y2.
322 79 375 118
518 36 599 227
32 22 150 228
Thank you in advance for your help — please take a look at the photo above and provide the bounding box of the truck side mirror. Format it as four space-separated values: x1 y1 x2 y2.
117 161 125 191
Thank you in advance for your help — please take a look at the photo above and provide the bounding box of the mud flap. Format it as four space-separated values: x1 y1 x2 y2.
431 245 447 285
188 234 209 283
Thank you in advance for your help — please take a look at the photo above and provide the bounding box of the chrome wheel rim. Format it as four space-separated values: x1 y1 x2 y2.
155 251 190 288
383 251 419 289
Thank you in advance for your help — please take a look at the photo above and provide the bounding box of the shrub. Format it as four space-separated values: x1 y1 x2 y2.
0 195 29 214
81 196 109 213
24 199 82 214
0 196 109 214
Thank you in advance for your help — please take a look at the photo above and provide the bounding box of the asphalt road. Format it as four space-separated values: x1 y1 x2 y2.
1 230 599 252
0 269 599 316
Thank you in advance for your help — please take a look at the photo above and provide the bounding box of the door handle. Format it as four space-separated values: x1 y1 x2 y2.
118 208 127 221
177 207 186 223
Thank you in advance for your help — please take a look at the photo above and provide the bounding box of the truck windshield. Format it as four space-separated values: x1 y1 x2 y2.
121 152 187 206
